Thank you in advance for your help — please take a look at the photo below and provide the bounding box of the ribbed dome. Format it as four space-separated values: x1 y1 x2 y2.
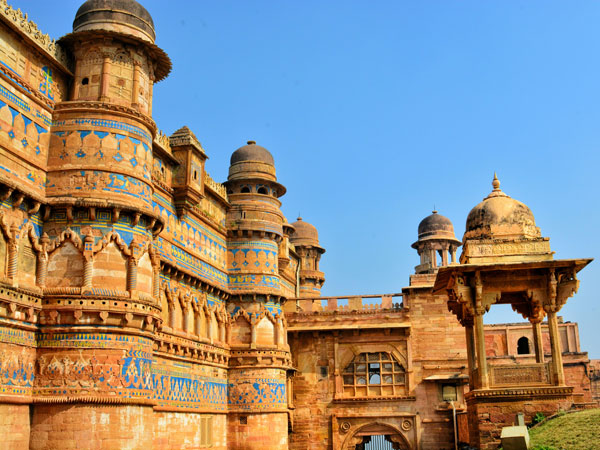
417 211 458 241
73 0 155 43
290 217 321 248
464 174 541 241
230 141 274 166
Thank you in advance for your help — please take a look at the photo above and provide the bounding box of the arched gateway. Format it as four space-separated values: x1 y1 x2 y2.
342 423 412 450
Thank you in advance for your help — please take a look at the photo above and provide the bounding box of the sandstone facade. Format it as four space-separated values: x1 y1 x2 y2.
0 1 595 450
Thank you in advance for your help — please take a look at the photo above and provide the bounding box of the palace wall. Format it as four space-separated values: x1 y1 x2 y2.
0 2 595 450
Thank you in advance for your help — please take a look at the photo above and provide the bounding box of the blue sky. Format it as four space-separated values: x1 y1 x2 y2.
22 1 600 357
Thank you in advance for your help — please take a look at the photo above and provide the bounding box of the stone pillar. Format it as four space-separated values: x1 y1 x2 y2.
150 251 161 300
168 302 176 329
99 55 111 101
474 311 489 389
250 317 258 349
127 257 138 292
81 233 94 289
206 310 213 343
7 225 18 281
430 248 437 268
531 318 545 364
547 311 565 385
194 308 202 336
182 305 190 333
131 62 141 108
465 321 477 390
71 58 81 100
36 252 48 288
36 233 50 288
148 76 154 116
276 316 284 348
219 320 226 343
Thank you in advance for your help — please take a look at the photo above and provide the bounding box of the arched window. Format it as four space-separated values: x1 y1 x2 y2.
517 336 531 355
240 186 250 193
342 352 405 397
257 186 268 195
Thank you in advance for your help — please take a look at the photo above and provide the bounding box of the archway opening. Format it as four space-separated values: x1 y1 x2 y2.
356 434 396 450
348 423 410 450
517 336 531 355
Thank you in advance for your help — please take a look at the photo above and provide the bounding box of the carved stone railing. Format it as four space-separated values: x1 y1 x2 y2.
489 363 552 387
205 173 228 202
154 130 172 151
290 293 403 313
0 0 70 69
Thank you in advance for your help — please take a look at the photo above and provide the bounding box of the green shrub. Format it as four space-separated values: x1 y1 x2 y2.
530 412 546 427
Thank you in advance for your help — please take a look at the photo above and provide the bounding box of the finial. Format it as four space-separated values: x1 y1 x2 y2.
297 216 302 221
247 140 256 145
492 172 500 190
432 210 438 214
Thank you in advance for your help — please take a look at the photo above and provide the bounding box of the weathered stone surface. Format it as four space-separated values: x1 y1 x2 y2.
500 425 530 450
0 2 595 450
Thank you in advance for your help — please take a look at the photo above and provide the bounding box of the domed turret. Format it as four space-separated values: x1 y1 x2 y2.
224 141 287 296
227 141 286 196
290 217 322 249
230 141 275 166
417 211 460 242
47 0 171 225
290 217 325 298
460 174 553 264
59 0 171 82
464 173 540 241
412 211 461 274
73 0 156 43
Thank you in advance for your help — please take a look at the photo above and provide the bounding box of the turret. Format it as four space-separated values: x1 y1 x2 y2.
290 217 325 297
224 141 292 449
47 0 170 220
224 140 286 296
412 210 461 274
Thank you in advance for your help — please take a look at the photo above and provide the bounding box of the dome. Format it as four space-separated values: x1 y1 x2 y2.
290 217 323 249
73 0 156 43
230 141 274 166
417 211 458 241
464 174 541 241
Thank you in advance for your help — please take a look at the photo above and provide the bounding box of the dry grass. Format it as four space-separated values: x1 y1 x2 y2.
529 408 600 450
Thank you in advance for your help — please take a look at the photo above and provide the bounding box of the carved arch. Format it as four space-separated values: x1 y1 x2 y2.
341 422 412 450
338 343 409 373
47 228 83 255
92 230 130 256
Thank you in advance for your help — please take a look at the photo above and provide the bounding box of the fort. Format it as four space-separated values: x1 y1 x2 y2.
0 1 596 449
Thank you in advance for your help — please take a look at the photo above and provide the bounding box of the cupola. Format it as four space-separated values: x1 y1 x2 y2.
412 211 461 274
290 217 325 298
460 174 553 264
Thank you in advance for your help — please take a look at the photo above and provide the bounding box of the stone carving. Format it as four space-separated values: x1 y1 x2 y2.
490 364 550 387
340 421 351 433
154 130 171 151
0 0 69 68
205 172 228 201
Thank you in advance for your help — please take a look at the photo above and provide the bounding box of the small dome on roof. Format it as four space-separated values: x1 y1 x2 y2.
464 174 540 241
73 0 155 42
290 217 324 250
230 141 274 166
417 211 457 241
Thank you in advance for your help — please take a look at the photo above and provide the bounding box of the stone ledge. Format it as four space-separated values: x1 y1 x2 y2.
466 386 574 401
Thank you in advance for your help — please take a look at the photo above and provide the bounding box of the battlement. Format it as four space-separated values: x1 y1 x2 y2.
285 293 403 314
